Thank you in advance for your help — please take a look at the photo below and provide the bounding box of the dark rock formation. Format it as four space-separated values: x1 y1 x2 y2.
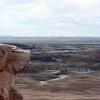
0 44 30 100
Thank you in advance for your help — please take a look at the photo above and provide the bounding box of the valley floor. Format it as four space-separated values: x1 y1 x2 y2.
17 72 100 100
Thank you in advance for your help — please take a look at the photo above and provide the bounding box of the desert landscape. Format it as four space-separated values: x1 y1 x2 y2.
0 0 100 99
1 37 100 100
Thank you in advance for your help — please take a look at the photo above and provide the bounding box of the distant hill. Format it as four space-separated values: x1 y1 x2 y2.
0 36 100 44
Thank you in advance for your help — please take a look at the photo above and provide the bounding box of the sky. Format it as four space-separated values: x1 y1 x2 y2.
0 0 100 37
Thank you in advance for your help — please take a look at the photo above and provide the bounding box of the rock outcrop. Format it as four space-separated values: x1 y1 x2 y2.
0 44 30 100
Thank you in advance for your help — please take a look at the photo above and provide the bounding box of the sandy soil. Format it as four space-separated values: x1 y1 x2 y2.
16 72 100 100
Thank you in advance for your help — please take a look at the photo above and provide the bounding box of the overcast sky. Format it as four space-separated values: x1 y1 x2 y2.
0 0 100 37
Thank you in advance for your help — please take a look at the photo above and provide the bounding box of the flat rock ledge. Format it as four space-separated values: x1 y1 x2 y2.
0 44 30 100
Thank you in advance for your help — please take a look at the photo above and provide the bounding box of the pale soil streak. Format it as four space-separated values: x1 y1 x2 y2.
39 75 70 85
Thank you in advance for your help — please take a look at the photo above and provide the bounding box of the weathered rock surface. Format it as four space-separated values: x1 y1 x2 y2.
0 44 30 100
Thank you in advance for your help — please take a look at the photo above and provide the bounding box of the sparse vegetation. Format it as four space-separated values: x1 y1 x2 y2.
3 38 100 100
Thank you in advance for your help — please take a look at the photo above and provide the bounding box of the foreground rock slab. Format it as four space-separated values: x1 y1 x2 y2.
0 44 30 100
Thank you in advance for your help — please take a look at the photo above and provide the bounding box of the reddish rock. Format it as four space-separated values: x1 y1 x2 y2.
0 44 30 100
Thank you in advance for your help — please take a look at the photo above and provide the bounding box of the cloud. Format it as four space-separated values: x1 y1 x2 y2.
0 0 100 36
65 0 96 10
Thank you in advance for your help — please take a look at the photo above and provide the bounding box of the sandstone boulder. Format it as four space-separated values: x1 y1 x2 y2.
0 44 30 100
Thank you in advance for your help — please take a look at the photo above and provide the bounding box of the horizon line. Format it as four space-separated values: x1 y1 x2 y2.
0 36 100 38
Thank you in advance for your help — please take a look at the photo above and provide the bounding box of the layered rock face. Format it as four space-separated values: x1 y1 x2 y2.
0 44 30 100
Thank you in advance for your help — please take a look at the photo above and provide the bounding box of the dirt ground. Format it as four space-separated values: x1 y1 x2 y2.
17 72 100 100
